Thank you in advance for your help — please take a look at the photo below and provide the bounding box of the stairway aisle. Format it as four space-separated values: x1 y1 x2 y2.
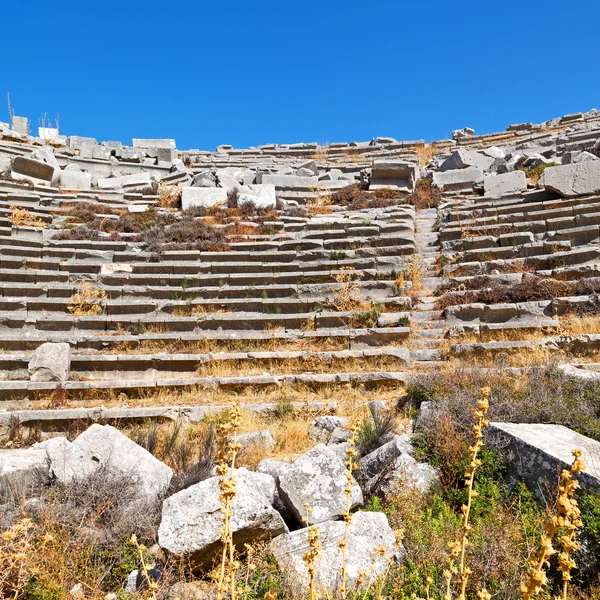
409 208 446 367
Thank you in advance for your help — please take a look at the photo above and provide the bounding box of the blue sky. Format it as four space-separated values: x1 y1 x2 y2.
2 1 599 151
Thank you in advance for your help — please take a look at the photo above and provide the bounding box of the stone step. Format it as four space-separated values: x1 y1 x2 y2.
412 319 445 330
408 339 444 349
0 325 411 351
409 349 444 361
411 327 445 339
415 302 436 311
0 370 409 401
421 276 442 289
0 400 340 430
0 347 411 379
410 310 443 321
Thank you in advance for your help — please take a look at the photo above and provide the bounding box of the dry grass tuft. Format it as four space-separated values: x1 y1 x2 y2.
9 205 47 228
157 181 182 209
66 281 107 316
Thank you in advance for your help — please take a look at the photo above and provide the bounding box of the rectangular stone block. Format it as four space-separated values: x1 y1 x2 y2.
97 173 151 190
132 138 176 149
370 159 419 192
488 422 600 495
59 170 92 191
432 167 483 190
11 156 58 184
68 136 97 150
181 187 228 210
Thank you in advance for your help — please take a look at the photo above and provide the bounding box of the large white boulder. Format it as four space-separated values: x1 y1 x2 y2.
28 342 71 382
539 161 600 197
270 511 403 593
50 424 172 501
483 170 527 198
278 444 363 525
0 438 70 496
158 469 287 569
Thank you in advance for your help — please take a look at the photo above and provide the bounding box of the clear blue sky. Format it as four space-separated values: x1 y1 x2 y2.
2 1 599 151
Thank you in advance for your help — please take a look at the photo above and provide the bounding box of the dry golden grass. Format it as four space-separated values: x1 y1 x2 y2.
559 314 600 335
196 355 402 378
414 143 439 167
9 205 47 228
66 282 107 316
31 381 406 411
157 181 182 209
331 267 371 312
313 146 329 161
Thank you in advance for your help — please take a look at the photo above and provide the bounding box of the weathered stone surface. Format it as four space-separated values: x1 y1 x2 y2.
370 159 419 192
158 469 287 569
28 342 71 382
483 170 527 198
270 511 402 593
50 424 172 500
12 116 30 135
98 173 152 190
238 429 275 451
488 423 600 494
181 187 228 210
278 444 363 525
539 161 600 197
59 169 92 190
11 156 59 184
237 183 277 208
440 149 494 172
0 438 69 496
432 167 483 190
309 416 348 442
132 138 176 149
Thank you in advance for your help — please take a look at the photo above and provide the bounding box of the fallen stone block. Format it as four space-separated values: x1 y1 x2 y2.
59 170 92 191
432 167 483 191
237 183 277 208
440 149 494 172
452 127 474 140
50 424 172 501
97 173 152 191
28 342 71 382
181 187 228 210
261 174 318 189
539 161 600 197
68 136 97 150
158 469 287 570
483 170 527 198
0 438 69 498
270 511 402 594
488 422 600 495
12 116 30 135
370 159 419 192
11 156 59 185
132 138 176 149
278 443 363 525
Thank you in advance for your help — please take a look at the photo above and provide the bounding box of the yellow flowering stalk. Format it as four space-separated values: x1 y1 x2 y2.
520 449 586 600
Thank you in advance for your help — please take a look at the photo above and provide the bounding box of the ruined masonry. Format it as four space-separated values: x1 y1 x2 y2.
1 110 600 494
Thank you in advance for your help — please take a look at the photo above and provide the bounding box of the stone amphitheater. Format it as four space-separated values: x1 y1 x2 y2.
1 109 600 594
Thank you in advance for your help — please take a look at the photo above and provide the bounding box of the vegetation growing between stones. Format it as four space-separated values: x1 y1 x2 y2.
66 281 108 316
436 275 600 311
9 204 47 228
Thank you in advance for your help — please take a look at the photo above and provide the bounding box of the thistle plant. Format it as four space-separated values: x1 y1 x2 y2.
520 449 586 600
302 501 322 600
444 387 490 600
216 402 242 600
339 420 360 600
